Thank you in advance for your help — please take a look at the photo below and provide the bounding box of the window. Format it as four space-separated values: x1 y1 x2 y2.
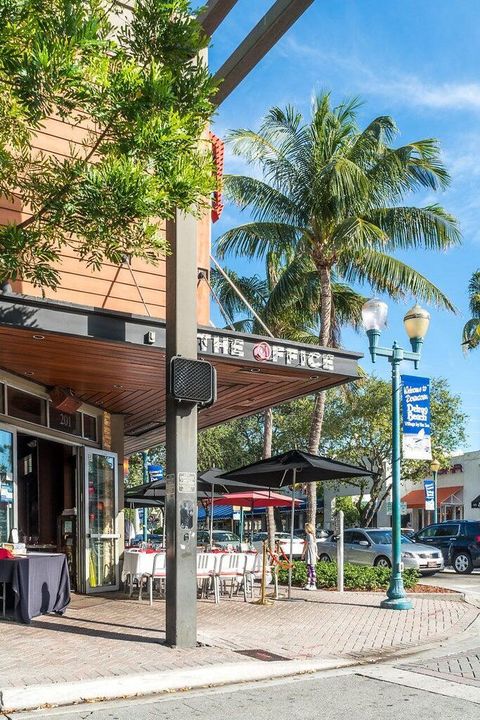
417 526 438 540
83 414 97 441
434 524 460 537
0 428 14 543
0 383 4 414
7 387 46 425
343 530 353 544
350 531 368 545
49 406 82 435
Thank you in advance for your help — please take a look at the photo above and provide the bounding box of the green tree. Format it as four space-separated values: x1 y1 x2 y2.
333 496 361 527
0 0 215 287
217 93 460 525
320 376 467 526
462 270 480 351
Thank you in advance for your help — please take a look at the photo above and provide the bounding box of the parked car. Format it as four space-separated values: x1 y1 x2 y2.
317 527 444 576
316 528 334 542
412 520 480 574
197 530 241 551
252 532 305 558
129 533 163 547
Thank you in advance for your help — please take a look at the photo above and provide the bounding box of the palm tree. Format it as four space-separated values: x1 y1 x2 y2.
216 92 460 526
462 270 480 351
211 263 365 545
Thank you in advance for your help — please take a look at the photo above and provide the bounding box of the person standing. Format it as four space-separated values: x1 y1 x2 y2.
302 522 317 590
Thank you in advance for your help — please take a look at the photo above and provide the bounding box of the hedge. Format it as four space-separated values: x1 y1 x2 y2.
277 560 419 591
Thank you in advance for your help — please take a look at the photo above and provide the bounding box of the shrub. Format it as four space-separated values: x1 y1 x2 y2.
277 561 419 591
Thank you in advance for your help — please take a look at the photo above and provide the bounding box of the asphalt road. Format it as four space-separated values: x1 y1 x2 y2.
12 671 479 720
421 568 480 596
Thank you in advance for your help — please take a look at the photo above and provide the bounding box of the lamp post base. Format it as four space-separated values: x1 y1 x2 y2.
380 596 413 611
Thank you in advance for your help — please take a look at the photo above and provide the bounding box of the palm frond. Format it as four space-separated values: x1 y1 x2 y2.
462 318 480 351
223 174 305 225
339 249 457 311
215 220 303 262
369 205 461 251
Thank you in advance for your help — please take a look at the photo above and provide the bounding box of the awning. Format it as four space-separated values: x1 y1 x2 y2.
402 485 463 509
0 294 361 454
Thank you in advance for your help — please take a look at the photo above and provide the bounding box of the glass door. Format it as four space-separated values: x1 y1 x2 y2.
0 427 15 543
82 448 119 593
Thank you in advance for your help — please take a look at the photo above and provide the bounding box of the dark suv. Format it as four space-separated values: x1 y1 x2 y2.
412 521 480 574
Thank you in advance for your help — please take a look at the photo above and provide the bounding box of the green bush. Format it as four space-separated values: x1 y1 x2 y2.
277 561 419 591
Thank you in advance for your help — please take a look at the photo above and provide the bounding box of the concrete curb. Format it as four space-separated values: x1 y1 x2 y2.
0 658 354 713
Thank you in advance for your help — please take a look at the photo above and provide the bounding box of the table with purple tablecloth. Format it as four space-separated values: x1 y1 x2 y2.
0 553 70 623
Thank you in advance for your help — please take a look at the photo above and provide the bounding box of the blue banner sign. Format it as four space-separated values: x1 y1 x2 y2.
148 465 164 482
401 375 432 460
423 479 435 510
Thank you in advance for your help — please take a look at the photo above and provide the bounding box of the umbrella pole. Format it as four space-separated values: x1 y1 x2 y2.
253 539 273 606
288 469 296 600
210 484 214 547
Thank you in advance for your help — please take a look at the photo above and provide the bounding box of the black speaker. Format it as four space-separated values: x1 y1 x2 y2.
170 356 217 406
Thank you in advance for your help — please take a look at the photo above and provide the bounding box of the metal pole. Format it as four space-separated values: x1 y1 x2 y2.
210 485 214 547
142 451 148 542
336 509 344 592
381 345 412 610
165 211 198 647
433 470 438 524
288 468 296 600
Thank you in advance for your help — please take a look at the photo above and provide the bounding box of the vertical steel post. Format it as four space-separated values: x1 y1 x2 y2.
433 470 438 524
336 509 344 592
287 468 296 600
381 344 412 610
165 211 198 647
142 451 148 542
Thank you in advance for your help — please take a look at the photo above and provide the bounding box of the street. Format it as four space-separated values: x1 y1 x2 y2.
10 665 480 720
421 569 480 597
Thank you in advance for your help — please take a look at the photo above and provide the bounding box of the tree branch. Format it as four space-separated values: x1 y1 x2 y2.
17 121 112 231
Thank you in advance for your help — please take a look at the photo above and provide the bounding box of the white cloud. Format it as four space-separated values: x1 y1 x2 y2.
282 36 480 112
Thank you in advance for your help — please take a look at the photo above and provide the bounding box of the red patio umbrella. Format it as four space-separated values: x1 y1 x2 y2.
213 490 300 509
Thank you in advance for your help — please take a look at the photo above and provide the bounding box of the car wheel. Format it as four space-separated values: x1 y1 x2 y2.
453 552 473 574
318 553 331 563
374 556 391 569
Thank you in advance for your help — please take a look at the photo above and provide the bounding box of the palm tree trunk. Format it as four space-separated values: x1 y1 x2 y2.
307 264 332 527
263 407 276 550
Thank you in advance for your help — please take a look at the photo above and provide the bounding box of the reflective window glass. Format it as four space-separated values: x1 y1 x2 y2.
7 387 46 425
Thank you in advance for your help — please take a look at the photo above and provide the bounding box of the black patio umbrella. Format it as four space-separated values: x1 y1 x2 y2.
219 450 373 598
124 468 267 545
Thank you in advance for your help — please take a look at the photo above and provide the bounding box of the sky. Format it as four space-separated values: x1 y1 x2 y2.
202 0 480 452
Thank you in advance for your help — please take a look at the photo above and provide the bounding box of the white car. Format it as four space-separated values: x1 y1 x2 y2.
252 532 305 558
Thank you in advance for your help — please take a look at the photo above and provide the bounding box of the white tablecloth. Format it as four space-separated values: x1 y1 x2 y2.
122 551 163 581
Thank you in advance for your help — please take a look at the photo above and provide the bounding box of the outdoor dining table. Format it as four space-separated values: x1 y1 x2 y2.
0 553 70 624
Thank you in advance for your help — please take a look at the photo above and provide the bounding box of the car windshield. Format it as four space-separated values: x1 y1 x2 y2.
213 532 239 542
365 530 413 545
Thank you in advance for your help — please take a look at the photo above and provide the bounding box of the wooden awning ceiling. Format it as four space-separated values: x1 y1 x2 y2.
0 294 362 454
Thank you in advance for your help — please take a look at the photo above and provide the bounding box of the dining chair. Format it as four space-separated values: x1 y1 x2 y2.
139 552 166 606
215 553 247 601
196 553 218 601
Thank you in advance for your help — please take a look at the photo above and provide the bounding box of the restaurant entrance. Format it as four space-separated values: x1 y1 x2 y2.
1 420 120 595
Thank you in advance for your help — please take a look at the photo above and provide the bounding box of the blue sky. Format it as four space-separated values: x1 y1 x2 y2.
204 0 480 451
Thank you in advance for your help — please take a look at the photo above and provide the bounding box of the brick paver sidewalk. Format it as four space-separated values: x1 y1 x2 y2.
1 590 478 691
401 648 480 688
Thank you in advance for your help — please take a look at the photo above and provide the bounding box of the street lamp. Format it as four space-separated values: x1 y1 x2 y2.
430 459 441 524
362 299 430 611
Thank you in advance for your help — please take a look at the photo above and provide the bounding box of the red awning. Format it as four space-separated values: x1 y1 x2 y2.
402 485 463 509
